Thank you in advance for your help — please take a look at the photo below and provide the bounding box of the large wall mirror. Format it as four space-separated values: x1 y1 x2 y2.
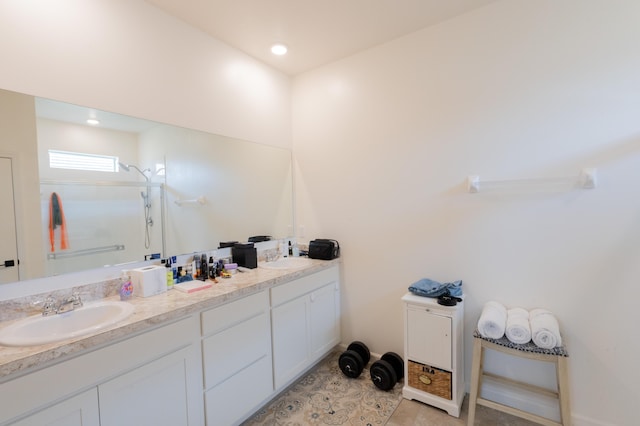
0 88 293 285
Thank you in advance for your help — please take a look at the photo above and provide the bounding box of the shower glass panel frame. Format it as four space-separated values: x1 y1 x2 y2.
40 180 166 277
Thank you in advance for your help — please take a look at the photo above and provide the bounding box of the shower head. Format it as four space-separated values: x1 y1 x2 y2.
119 161 151 181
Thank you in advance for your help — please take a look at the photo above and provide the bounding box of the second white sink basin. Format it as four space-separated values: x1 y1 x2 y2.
0 300 134 347
259 257 315 270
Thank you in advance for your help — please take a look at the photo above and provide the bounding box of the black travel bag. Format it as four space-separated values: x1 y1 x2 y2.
308 239 340 260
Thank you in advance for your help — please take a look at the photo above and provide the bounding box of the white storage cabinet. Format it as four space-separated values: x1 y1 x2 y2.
402 292 464 417
271 266 340 390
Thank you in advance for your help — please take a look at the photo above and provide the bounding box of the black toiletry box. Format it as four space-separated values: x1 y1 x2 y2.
218 241 238 249
232 242 258 269
308 239 340 260
248 235 271 243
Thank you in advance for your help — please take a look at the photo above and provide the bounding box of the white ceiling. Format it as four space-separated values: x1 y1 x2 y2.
146 0 498 76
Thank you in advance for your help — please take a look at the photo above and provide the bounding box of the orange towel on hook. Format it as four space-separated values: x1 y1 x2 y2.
49 192 69 252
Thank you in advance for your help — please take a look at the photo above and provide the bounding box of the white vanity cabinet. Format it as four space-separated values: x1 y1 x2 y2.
0 262 342 426
9 389 99 426
201 290 273 426
98 345 199 426
271 266 340 390
0 316 203 426
401 293 464 417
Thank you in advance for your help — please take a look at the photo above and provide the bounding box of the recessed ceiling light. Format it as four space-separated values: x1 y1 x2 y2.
271 44 288 56
86 118 100 126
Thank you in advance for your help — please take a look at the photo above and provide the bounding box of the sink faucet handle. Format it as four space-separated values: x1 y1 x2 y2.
71 292 83 307
42 297 56 316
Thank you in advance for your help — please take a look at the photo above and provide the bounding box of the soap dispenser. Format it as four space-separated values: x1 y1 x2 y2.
119 270 133 301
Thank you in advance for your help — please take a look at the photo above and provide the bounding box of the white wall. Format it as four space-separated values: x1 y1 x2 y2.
0 0 291 149
292 1 640 425
139 124 293 255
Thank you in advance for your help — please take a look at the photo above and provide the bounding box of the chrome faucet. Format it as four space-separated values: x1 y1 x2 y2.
265 249 280 262
42 292 83 316
265 239 285 262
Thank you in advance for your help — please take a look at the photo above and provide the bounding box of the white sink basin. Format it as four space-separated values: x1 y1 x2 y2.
0 300 134 347
259 257 315 270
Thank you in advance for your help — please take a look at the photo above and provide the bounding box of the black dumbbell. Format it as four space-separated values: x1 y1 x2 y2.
370 352 404 391
339 341 370 378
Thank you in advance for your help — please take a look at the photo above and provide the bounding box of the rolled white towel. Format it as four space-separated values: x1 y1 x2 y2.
505 307 531 344
530 308 562 349
477 301 507 339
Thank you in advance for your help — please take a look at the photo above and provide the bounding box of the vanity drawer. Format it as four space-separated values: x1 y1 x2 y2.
201 291 268 336
201 312 271 389
204 355 272 426
271 266 339 307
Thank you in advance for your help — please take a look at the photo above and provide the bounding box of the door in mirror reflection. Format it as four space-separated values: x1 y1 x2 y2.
0 157 20 284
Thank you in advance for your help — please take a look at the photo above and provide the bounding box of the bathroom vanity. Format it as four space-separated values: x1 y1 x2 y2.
0 260 341 426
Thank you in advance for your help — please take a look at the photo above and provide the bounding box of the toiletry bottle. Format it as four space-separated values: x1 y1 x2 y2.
119 270 133 301
200 253 207 281
288 240 293 256
194 256 201 280
165 258 174 289
208 256 215 279
216 259 224 277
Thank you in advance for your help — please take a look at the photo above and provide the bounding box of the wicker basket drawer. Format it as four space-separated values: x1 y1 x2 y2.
408 360 452 400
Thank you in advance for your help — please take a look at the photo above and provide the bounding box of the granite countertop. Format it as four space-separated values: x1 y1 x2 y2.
0 259 340 381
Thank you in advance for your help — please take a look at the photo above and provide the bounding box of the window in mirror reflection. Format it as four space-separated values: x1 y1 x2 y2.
48 150 119 173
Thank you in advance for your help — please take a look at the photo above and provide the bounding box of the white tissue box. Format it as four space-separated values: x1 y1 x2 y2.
130 265 167 298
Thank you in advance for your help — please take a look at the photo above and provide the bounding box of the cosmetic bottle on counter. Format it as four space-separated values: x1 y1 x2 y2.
208 256 216 279
165 258 174 289
200 253 208 281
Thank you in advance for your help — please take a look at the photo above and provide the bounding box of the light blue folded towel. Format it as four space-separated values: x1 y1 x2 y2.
408 278 463 298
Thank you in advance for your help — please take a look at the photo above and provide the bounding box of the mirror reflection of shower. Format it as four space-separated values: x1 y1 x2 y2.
118 161 154 249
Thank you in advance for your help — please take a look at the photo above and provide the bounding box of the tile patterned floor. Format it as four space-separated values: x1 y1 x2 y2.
388 397 539 425
243 350 403 425
243 349 539 425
